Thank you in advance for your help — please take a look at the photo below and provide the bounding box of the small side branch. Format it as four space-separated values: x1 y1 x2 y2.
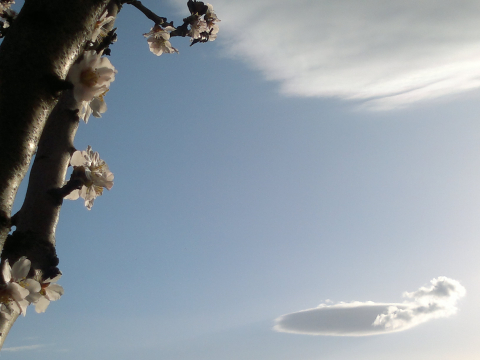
0 0 112 251
125 0 166 25
49 167 87 201
96 28 118 55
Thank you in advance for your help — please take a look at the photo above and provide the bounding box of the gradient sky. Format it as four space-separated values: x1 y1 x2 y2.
3 0 480 359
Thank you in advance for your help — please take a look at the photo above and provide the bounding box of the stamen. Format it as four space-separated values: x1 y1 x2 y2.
80 68 99 87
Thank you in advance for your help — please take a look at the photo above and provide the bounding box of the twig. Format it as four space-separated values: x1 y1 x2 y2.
125 0 166 25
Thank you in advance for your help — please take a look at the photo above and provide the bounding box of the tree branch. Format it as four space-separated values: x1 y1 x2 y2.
0 0 119 349
0 312 19 349
0 0 112 250
12 90 80 245
125 0 167 25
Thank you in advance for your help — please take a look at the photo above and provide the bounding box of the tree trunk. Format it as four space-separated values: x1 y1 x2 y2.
0 0 115 348
0 0 111 250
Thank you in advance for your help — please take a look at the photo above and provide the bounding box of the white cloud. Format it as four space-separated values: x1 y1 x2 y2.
2 344 45 352
171 0 480 109
274 277 466 336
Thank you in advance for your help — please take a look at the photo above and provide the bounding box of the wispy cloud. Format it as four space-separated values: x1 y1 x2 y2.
172 0 480 109
2 344 45 352
274 277 466 336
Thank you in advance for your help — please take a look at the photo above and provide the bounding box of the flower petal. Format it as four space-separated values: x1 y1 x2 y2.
34 296 50 313
11 257 30 279
26 292 42 303
7 282 30 301
65 189 80 200
70 151 87 166
85 197 95 210
45 284 64 301
90 97 107 118
45 273 62 283
2 260 11 283
24 278 41 293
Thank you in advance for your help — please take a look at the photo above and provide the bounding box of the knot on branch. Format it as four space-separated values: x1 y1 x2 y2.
0 212 10 230
49 166 87 203
42 74 74 98
1 231 60 281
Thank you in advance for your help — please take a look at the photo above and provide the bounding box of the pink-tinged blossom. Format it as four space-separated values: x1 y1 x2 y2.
65 145 114 210
67 50 116 123
0 257 40 318
144 25 178 56
26 274 64 313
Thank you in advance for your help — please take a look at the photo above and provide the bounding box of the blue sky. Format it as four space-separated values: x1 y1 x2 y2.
3 0 480 359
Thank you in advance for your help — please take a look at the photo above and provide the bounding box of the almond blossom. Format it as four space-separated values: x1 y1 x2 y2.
65 145 114 210
188 3 220 43
0 0 14 14
188 16 207 40
26 274 64 313
91 9 115 42
204 3 220 41
67 50 116 123
0 257 40 318
144 25 178 56
0 0 15 29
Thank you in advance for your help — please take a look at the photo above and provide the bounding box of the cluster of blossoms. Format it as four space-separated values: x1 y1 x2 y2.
0 257 63 319
144 25 178 56
67 50 116 123
0 0 14 14
188 3 220 44
143 2 219 56
64 11 115 210
65 145 114 210
0 0 16 30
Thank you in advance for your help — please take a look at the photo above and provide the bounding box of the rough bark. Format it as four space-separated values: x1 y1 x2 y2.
0 90 78 350
0 312 19 348
0 0 112 250
14 91 79 244
0 0 117 349
4 0 119 266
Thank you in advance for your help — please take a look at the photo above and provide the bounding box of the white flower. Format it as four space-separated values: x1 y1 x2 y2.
76 91 109 124
205 3 220 41
0 0 14 15
26 274 64 313
206 22 219 41
65 145 114 210
0 257 40 317
205 3 219 22
188 16 208 41
188 4 219 43
91 10 115 42
144 25 178 56
67 50 116 123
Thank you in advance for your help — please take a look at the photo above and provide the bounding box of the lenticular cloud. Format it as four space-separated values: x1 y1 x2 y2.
274 277 466 336
171 0 480 109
